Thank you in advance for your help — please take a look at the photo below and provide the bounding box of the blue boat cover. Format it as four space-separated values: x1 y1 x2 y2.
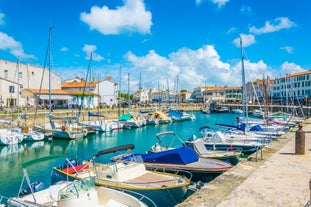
168 110 182 118
248 124 263 131
88 111 105 117
141 146 198 164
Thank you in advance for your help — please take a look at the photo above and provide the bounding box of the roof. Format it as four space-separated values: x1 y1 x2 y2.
61 81 96 89
23 88 99 97
274 70 311 80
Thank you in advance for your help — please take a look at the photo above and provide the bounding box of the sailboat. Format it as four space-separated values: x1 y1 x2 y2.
118 73 146 129
78 54 113 133
10 60 45 142
33 27 87 140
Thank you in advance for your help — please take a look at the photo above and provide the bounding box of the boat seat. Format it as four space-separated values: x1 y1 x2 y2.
193 139 209 156
62 164 89 174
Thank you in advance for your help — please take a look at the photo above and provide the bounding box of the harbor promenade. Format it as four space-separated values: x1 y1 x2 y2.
178 118 311 207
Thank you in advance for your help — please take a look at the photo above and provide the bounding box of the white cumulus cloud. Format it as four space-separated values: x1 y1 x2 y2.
249 17 296 35
80 0 152 35
82 44 104 62
280 62 304 75
211 0 230 8
232 34 255 48
280 46 294 54
0 32 35 60
196 0 229 8
124 45 240 90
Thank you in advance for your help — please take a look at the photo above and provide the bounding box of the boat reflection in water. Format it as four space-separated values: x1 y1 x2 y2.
0 145 24 157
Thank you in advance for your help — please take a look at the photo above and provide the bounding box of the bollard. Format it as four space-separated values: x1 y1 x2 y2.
295 125 305 155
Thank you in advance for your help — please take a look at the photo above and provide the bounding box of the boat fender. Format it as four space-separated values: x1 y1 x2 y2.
189 134 197 141
61 126 66 131
196 181 205 189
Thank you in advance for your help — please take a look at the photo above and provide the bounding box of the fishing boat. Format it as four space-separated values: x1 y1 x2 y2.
51 144 191 207
1 155 148 207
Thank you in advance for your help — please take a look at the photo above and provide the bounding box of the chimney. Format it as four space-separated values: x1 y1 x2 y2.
106 76 112 81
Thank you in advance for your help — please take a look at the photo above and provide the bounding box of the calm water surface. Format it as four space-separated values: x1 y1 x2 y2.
0 112 238 197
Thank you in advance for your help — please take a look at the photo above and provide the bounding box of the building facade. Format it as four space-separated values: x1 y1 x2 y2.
0 59 61 109
273 71 311 105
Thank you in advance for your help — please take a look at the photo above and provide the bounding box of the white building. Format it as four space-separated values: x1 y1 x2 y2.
273 70 311 105
94 76 118 107
0 59 61 108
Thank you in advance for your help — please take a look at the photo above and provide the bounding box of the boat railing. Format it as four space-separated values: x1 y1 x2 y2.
118 189 158 207
0 195 9 206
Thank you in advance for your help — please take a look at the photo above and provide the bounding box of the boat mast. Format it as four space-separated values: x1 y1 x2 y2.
118 66 122 117
240 36 248 119
16 59 20 126
33 27 51 126
78 53 92 119
128 73 130 114
48 27 52 114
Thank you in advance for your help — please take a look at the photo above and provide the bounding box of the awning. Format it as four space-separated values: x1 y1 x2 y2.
37 95 72 100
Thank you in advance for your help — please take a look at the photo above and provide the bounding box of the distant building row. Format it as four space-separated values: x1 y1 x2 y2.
0 59 310 109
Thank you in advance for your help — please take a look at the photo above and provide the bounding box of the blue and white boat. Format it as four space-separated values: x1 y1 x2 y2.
132 144 233 182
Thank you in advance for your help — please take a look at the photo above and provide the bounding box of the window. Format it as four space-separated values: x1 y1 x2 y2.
9 85 15 93
18 72 22 79
32 71 34 75
4 70 8 78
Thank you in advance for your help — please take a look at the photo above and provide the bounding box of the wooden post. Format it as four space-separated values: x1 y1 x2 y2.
295 125 305 155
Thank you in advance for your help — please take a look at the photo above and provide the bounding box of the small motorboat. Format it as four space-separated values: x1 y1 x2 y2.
51 144 190 207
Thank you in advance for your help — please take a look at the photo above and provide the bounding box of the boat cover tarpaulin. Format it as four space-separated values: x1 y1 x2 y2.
118 114 133 121
249 124 264 131
141 146 198 164
88 111 105 117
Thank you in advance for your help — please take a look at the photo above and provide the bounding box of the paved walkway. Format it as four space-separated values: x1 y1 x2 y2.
178 119 311 207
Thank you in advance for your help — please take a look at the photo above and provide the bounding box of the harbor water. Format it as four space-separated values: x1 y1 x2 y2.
0 112 239 198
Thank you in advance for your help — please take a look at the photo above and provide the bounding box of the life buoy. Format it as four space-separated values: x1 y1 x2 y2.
61 126 66 131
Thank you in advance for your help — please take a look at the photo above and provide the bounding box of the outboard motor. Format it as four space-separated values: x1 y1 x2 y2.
19 181 46 196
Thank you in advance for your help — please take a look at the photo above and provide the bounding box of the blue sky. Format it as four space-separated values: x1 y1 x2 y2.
0 0 310 93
